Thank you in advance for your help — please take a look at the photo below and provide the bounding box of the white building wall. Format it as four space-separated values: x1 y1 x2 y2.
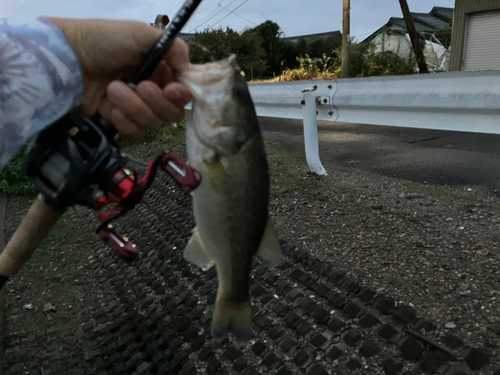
369 29 449 72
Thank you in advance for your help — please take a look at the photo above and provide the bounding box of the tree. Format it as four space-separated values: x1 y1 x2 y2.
308 37 327 58
297 38 308 56
280 40 299 70
188 21 346 80
323 32 342 54
290 32 342 61
248 20 284 76
189 27 267 79
435 25 452 49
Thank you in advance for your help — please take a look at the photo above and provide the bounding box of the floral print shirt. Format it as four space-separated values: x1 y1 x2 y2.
0 17 83 168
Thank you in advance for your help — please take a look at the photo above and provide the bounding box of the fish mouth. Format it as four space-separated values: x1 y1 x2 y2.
180 54 238 110
181 55 244 155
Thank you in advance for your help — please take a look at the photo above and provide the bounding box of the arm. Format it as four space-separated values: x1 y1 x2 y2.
0 16 84 168
0 17 84 288
0 17 192 288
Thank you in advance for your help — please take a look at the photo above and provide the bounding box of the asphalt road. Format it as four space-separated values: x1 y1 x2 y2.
260 117 500 190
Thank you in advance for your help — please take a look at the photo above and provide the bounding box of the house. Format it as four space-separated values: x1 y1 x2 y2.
178 33 196 42
362 6 453 44
282 31 342 44
449 0 500 71
361 6 453 72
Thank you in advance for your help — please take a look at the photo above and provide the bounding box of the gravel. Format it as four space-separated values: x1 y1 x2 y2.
269 156 500 368
2 135 499 374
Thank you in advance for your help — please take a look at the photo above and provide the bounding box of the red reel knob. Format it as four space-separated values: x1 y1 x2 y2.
98 225 138 262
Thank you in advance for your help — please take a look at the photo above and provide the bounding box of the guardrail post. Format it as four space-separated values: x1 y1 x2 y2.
301 88 327 176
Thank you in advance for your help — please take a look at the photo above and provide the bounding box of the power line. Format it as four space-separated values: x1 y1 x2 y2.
171 0 216 30
186 0 238 32
184 0 218 23
209 0 250 28
161 0 183 17
216 2 257 25
189 0 236 32
178 0 219 29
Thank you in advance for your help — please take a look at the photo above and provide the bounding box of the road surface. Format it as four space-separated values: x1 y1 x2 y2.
260 117 500 189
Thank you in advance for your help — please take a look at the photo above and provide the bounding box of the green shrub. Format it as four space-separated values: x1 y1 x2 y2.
435 25 452 49
330 43 415 77
0 144 37 197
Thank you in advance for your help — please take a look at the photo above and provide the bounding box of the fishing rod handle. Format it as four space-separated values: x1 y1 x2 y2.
0 195 63 278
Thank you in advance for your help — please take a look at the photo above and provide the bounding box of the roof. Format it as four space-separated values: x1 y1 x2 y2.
412 12 451 29
431 6 454 22
362 6 453 44
178 33 196 41
387 17 435 33
283 31 341 42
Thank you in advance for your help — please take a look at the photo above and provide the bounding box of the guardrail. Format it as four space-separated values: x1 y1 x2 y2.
187 70 500 175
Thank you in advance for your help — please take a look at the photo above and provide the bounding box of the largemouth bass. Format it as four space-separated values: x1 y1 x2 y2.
180 55 283 339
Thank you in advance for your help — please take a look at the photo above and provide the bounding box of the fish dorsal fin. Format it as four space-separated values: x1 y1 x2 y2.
257 218 283 267
183 227 214 271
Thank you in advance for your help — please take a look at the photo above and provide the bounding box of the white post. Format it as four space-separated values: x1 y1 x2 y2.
301 88 327 176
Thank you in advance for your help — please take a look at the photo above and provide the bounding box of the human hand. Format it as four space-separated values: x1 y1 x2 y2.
47 18 192 139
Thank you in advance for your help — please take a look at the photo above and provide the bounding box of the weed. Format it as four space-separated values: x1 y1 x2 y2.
390 207 408 219
148 120 187 145
0 145 37 197
264 139 327 194
257 54 338 82
337 180 353 190
402 180 477 202
452 191 476 203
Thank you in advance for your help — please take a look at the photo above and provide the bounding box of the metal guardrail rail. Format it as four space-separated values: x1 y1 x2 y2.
187 70 500 175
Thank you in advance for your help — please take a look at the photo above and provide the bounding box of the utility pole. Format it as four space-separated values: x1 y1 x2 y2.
342 0 350 78
399 0 429 73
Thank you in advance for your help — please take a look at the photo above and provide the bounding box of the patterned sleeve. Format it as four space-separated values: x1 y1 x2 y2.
0 17 83 168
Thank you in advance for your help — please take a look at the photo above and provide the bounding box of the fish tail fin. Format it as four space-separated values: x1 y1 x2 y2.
211 295 253 340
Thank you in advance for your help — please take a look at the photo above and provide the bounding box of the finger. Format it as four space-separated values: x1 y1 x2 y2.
163 38 190 73
109 108 143 140
150 60 173 87
163 82 193 109
136 81 189 123
107 81 163 130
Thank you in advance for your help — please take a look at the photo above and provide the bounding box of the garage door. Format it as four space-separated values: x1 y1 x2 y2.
462 10 500 71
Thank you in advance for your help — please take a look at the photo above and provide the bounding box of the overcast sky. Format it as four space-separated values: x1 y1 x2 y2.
1 0 455 40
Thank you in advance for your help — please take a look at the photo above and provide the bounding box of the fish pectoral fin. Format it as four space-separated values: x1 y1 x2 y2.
201 148 220 164
217 127 247 154
183 228 214 271
256 218 284 267
202 158 226 187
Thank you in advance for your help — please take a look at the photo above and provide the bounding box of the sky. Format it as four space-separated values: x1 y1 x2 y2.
1 0 455 40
